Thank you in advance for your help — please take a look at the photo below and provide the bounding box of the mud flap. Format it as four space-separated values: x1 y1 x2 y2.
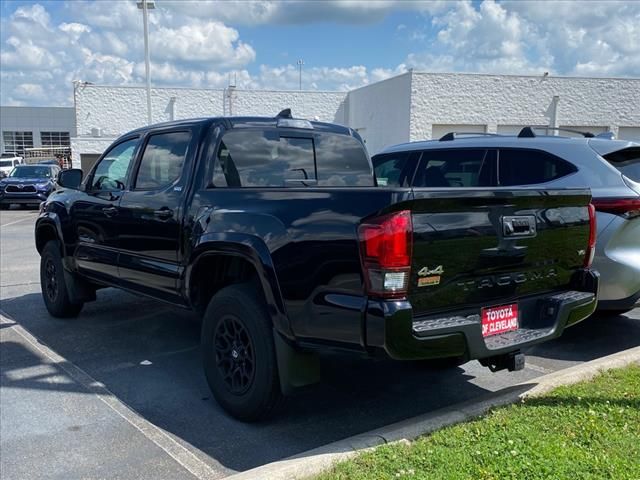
63 269 96 304
274 330 320 395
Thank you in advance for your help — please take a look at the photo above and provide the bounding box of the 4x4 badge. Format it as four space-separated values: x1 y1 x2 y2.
418 265 444 277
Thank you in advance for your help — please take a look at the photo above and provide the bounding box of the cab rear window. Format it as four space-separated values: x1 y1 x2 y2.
604 147 640 182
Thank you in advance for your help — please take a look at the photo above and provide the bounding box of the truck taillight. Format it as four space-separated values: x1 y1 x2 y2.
592 197 640 218
358 210 412 298
584 203 596 268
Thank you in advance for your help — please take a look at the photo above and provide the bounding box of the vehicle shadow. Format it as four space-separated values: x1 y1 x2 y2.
1 290 638 473
525 311 640 362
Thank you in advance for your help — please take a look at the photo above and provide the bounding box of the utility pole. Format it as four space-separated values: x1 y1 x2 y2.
137 0 155 125
297 59 304 91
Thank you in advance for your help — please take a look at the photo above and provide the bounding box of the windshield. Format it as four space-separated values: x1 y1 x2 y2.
0 160 13 168
9 166 52 179
604 147 640 182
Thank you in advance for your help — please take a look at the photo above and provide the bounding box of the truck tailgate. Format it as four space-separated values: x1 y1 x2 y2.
408 188 592 315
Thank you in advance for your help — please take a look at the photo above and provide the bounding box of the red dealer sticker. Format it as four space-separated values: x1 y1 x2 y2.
481 303 519 337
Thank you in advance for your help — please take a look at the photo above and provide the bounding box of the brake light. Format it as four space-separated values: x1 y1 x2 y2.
584 203 596 268
592 197 640 218
358 210 412 298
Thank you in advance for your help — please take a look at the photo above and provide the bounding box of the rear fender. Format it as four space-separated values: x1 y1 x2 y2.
186 233 292 338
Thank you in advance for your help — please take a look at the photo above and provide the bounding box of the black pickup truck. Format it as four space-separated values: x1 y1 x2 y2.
35 111 599 420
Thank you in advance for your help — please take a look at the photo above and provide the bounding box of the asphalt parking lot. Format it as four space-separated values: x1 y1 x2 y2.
1 207 639 480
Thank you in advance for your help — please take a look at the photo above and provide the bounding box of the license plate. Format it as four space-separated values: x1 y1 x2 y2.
481 303 519 337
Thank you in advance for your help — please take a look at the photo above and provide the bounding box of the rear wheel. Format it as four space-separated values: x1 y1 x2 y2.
201 284 283 421
0 204 9 210
40 241 84 318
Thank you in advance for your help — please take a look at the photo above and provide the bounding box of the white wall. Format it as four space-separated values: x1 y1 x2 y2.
346 72 412 155
409 72 640 141
74 84 346 138
74 85 224 137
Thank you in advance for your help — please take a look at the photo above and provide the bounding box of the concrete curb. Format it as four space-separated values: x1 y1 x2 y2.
228 346 640 480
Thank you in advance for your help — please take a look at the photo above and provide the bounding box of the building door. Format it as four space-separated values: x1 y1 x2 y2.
80 154 101 173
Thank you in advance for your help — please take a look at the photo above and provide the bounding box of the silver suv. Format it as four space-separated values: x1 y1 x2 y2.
373 128 640 315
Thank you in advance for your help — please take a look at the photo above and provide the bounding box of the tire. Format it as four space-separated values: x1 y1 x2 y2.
0 204 9 210
40 241 84 318
201 284 283 421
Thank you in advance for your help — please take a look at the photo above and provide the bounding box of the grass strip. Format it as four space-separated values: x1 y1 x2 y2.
315 365 640 480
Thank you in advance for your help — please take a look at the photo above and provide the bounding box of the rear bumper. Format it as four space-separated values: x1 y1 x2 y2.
365 270 599 361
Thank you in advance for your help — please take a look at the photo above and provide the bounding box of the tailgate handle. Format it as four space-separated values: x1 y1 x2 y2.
502 216 536 237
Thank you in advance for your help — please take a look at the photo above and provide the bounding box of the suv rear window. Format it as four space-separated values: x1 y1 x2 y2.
373 151 420 187
498 149 576 186
213 129 316 187
603 147 640 182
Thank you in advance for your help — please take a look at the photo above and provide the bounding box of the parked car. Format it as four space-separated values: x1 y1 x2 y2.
0 164 61 209
35 113 598 420
38 159 61 165
0 152 24 178
373 128 639 315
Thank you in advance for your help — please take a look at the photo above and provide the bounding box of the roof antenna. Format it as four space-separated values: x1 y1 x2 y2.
277 108 292 118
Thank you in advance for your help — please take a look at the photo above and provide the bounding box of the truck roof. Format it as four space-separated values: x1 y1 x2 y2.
125 116 353 137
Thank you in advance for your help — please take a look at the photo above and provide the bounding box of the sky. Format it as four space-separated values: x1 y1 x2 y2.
1 0 639 106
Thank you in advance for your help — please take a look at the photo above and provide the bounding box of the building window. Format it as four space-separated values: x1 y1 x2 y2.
2 131 34 155
40 131 71 147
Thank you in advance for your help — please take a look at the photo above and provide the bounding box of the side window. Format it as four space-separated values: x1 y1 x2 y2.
315 133 374 187
212 129 316 187
413 149 492 187
135 131 191 190
91 138 138 191
373 151 420 187
498 149 576 186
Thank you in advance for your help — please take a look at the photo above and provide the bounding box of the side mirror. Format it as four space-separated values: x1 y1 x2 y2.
58 169 83 189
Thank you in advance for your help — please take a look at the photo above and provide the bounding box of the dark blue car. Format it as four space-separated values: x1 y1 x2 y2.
0 164 60 209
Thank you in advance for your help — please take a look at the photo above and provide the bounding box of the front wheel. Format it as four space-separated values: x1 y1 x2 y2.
40 241 84 318
201 284 283 421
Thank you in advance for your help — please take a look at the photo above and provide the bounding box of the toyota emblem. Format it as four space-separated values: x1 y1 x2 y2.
17 184 24 189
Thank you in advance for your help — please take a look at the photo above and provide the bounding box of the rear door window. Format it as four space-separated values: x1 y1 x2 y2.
373 151 420 187
498 149 576 186
603 147 640 182
213 129 316 187
412 149 493 187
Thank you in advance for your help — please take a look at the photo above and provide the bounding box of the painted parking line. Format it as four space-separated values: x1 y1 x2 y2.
1 215 37 228
0 310 222 480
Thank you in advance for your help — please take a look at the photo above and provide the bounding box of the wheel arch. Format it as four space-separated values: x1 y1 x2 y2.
185 233 292 338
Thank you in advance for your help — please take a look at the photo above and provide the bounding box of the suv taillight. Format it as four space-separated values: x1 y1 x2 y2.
584 203 597 268
592 197 640 219
358 210 412 298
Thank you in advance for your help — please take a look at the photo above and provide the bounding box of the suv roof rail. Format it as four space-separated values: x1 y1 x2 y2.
517 126 597 138
276 108 292 119
438 132 501 141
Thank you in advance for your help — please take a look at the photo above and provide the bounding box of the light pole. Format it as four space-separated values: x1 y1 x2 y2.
297 59 304 91
137 0 155 125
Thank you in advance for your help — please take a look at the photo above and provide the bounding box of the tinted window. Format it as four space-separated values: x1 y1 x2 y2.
604 147 640 182
373 151 420 187
135 131 191 190
213 129 316 187
315 133 373 187
498 149 576 186
412 149 492 187
91 138 138 191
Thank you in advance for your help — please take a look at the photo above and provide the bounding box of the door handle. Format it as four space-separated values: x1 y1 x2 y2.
102 206 118 217
154 208 173 220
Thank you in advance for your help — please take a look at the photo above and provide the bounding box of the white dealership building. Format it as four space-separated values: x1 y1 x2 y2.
4 71 640 171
